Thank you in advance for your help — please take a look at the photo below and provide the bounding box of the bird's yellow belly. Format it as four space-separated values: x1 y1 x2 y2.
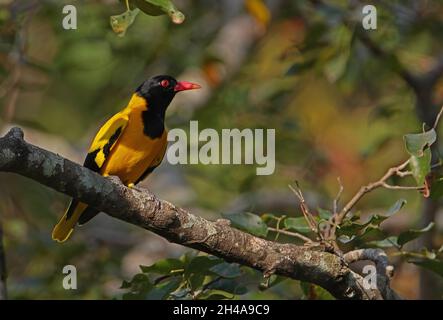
101 128 166 185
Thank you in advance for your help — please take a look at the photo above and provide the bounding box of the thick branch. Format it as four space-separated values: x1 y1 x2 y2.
0 127 399 300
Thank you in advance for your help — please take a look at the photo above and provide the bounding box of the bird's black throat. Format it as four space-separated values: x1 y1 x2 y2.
141 109 165 139
139 92 174 139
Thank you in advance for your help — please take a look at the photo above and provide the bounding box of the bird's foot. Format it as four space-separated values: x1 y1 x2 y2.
128 183 149 193
105 175 124 185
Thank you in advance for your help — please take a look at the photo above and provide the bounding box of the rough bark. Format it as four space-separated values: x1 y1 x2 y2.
0 127 400 300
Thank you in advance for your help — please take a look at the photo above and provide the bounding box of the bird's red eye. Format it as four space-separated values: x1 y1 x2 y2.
160 80 169 88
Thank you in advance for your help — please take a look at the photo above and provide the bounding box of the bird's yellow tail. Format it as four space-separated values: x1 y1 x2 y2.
52 201 87 243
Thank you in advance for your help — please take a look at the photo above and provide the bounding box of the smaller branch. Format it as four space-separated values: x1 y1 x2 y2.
380 183 424 191
333 177 344 215
272 215 285 242
396 170 412 177
433 105 443 129
334 159 410 228
326 105 443 244
268 227 313 243
288 183 319 236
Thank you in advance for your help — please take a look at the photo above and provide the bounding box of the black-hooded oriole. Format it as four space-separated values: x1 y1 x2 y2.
52 75 201 242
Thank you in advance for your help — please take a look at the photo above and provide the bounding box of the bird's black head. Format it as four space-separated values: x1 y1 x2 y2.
136 75 201 114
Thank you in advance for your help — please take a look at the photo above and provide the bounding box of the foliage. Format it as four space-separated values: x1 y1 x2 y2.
122 253 248 300
111 0 185 36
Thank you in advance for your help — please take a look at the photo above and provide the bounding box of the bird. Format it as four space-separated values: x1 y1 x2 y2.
52 75 201 242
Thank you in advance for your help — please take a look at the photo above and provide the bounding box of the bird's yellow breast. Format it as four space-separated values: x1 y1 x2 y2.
100 103 167 185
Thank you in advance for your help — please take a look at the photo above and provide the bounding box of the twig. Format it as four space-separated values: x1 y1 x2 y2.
333 104 443 231
333 177 344 215
268 227 313 243
380 183 424 191
330 159 411 239
396 170 412 177
433 105 443 129
273 215 285 242
288 183 318 235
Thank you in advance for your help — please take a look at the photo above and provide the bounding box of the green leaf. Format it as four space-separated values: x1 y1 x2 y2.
120 280 132 289
398 222 435 247
185 256 222 276
140 258 184 275
366 236 399 248
222 212 268 237
402 251 443 278
197 289 234 300
110 8 140 37
317 208 332 220
286 60 315 76
411 259 443 278
121 273 153 299
206 278 248 295
260 213 277 223
284 217 311 234
404 129 436 157
210 263 242 279
404 129 436 185
188 273 206 291
324 51 349 82
338 215 382 237
146 278 181 300
410 148 432 185
386 199 407 216
134 0 185 24
338 200 405 240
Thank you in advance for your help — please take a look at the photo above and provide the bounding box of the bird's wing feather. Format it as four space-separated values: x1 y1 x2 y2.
83 113 129 172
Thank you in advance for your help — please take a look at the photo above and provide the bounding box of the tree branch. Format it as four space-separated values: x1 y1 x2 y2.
328 159 413 239
344 249 400 300
0 127 400 300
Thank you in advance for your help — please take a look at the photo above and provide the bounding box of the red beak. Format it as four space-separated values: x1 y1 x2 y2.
174 81 201 92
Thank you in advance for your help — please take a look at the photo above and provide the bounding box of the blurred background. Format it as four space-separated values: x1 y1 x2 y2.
0 0 443 299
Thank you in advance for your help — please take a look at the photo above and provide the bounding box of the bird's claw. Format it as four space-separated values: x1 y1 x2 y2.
128 183 148 193
105 175 124 185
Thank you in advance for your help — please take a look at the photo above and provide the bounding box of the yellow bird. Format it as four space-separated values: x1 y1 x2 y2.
52 75 201 242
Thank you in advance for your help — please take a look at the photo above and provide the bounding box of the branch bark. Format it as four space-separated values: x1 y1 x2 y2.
0 127 401 300
344 249 399 300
